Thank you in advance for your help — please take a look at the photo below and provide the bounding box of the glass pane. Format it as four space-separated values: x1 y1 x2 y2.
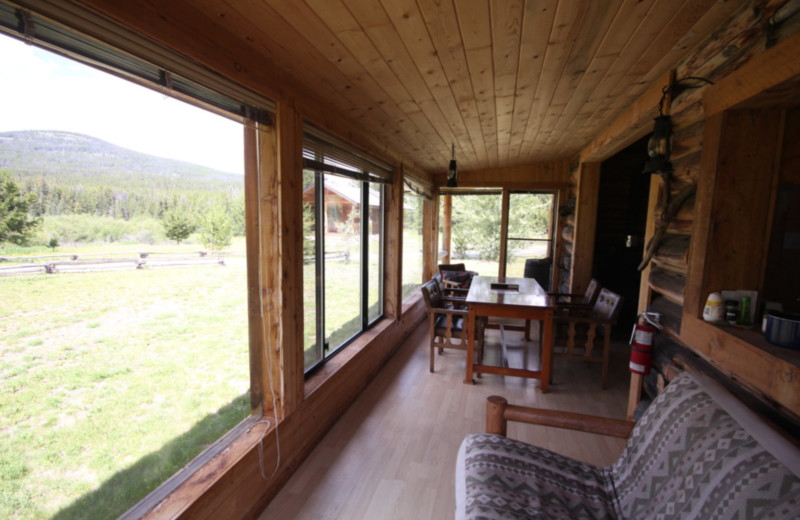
450 194 502 277
506 192 555 281
0 34 249 519
508 192 554 240
402 191 424 300
506 240 550 277
324 176 362 350
302 169 319 370
367 183 383 322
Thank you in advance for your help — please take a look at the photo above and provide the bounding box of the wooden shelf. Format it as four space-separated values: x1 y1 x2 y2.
681 315 800 418
713 323 800 368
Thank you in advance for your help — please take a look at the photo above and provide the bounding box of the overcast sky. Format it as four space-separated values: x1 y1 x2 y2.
0 33 244 174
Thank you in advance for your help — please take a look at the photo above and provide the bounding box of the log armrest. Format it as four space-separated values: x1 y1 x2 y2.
486 395 635 438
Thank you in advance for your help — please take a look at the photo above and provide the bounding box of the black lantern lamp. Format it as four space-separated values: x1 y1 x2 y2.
446 143 458 187
643 114 673 175
643 76 713 176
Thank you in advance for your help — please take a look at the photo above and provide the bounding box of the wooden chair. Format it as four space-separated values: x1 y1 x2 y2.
552 288 624 388
433 272 468 302
421 280 485 373
549 278 601 311
438 263 477 290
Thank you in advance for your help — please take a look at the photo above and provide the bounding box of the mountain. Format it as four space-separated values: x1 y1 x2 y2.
0 130 241 189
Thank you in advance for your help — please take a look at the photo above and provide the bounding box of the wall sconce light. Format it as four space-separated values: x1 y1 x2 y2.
643 115 673 175
643 76 713 176
446 143 458 187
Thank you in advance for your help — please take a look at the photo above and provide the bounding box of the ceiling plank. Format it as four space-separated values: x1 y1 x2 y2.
532 0 623 155
545 0 655 153
562 0 689 151
380 0 478 166
255 0 434 161
417 0 488 167
506 0 558 165
518 0 592 160
301 0 438 161
455 0 498 167
490 0 524 166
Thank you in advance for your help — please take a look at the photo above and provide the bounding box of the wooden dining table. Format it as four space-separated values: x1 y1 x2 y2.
464 275 556 391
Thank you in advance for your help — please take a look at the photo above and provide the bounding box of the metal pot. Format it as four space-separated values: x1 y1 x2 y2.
765 311 800 349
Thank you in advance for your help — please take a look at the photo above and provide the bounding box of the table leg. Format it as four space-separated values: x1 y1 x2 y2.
464 306 476 384
539 310 553 392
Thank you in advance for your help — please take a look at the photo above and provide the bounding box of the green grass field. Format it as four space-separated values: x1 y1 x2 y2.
0 252 251 520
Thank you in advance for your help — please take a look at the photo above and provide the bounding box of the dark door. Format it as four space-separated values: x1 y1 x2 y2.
594 136 651 334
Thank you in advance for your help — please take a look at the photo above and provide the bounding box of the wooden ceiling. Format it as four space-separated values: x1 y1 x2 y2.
81 0 748 174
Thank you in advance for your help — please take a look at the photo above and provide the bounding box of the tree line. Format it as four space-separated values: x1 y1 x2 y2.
1 170 245 250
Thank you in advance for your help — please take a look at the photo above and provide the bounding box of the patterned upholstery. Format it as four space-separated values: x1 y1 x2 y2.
457 372 800 520
611 373 800 519
458 434 618 519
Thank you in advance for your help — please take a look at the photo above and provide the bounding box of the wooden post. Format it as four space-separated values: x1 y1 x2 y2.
498 189 510 278
250 101 304 421
486 395 508 436
253 119 283 420
275 101 304 416
629 173 662 419
243 123 264 414
384 165 404 319
422 189 440 280
441 194 452 265
571 162 600 294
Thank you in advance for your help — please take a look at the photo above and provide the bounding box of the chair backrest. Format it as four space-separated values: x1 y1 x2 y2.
420 280 442 310
589 288 623 322
438 263 466 273
432 273 446 294
584 278 601 305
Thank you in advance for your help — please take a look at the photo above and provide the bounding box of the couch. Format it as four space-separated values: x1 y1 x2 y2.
456 371 800 519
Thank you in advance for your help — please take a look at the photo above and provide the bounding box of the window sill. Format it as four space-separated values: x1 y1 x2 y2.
128 414 272 519
401 290 423 315
303 317 394 396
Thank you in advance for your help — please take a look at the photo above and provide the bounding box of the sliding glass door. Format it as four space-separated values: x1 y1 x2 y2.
505 192 556 278
441 190 556 282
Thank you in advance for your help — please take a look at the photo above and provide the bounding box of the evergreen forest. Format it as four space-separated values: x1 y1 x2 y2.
0 130 244 248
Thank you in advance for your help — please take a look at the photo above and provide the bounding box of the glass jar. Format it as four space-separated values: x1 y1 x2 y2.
725 300 739 325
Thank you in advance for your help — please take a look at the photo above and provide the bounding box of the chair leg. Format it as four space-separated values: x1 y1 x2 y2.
601 333 611 389
430 340 436 373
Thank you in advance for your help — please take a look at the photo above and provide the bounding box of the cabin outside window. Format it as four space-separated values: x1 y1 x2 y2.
0 32 253 520
401 189 424 300
301 152 386 373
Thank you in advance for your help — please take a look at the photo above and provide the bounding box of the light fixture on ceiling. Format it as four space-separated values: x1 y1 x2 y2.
643 76 713 176
446 143 458 187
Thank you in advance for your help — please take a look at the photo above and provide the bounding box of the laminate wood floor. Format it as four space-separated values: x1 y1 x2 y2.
259 321 631 519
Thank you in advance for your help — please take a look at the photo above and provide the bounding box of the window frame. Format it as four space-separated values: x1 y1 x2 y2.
302 130 388 375
401 188 425 301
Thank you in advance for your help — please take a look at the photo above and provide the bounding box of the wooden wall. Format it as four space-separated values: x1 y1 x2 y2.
576 0 800 424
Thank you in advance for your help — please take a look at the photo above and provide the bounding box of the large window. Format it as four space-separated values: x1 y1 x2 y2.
0 29 253 520
447 192 503 276
505 192 556 277
401 189 425 300
302 131 388 373
441 190 556 280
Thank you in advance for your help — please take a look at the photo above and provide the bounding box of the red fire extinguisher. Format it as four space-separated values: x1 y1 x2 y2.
629 312 661 375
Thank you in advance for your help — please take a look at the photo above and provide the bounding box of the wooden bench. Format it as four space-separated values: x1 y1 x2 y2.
456 371 800 519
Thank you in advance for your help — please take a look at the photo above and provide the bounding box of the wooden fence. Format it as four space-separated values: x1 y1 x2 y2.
0 250 245 276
